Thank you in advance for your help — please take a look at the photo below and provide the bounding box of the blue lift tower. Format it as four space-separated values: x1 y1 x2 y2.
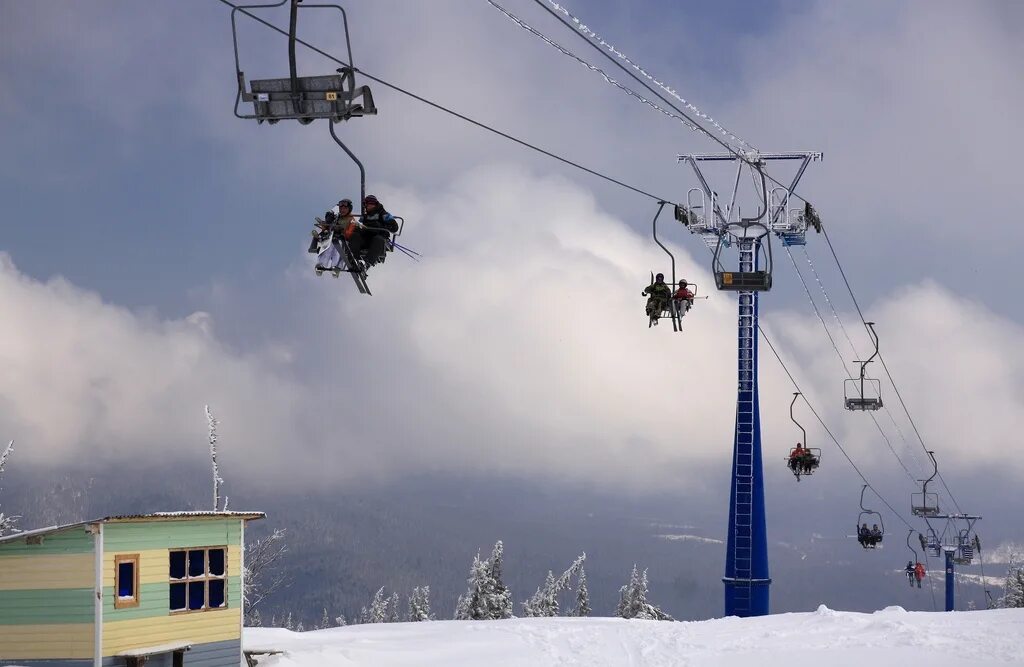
678 151 821 617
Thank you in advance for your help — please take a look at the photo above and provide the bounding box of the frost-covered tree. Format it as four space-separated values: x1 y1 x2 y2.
295 621 305 632
368 587 389 623
318 607 330 630
616 565 674 621
205 405 225 511
249 608 263 627
523 553 586 617
334 613 348 627
408 586 433 622
388 592 401 623
455 542 514 620
572 567 591 617
0 440 18 536
357 607 370 624
243 528 289 626
1000 557 1024 609
284 612 294 630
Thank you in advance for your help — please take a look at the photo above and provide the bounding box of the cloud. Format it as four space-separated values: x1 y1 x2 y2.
2 166 1021 499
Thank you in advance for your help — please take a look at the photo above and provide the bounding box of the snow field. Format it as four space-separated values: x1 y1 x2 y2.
245 605 1024 666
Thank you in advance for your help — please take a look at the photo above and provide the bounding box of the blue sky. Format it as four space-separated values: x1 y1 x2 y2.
1 0 1022 529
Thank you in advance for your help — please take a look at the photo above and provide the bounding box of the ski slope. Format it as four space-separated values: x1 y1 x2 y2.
245 606 1024 666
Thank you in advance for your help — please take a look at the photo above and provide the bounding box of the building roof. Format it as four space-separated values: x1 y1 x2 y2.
0 511 265 546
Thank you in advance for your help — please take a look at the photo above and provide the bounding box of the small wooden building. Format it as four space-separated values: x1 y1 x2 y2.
0 511 264 667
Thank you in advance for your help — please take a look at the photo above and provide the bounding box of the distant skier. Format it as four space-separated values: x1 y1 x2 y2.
858 523 871 547
789 444 805 474
643 273 671 325
905 561 915 587
917 565 933 590
870 524 883 546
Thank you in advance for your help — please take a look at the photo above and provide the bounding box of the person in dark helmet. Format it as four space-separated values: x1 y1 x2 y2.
347 194 399 267
870 524 883 546
905 561 915 587
643 273 672 324
858 523 871 547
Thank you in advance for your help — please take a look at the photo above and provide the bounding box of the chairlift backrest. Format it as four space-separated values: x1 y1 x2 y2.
231 0 377 124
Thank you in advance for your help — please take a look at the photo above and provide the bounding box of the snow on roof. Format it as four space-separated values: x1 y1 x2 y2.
0 511 264 546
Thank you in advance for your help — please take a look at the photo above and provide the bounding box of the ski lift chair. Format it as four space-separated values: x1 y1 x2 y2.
923 528 942 557
844 322 883 411
856 485 884 549
911 451 940 517
768 187 806 247
231 0 377 125
786 394 821 480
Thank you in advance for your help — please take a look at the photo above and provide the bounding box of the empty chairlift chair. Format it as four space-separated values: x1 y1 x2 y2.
844 322 883 411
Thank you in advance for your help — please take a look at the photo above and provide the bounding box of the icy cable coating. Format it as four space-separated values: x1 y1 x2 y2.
485 1 701 133
546 1 758 157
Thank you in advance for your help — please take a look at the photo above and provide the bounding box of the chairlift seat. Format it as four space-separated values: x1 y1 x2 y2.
780 231 807 247
844 396 883 411
715 271 772 292
246 73 376 123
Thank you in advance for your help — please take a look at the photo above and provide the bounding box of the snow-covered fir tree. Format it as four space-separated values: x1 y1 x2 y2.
572 567 591 617
408 586 433 622
524 571 558 617
368 587 389 623
248 608 263 627
523 553 586 617
1000 557 1024 608
0 440 18 536
295 621 305 632
357 607 370 624
388 592 401 623
455 541 514 620
284 612 294 630
616 565 674 621
318 607 330 630
334 614 348 627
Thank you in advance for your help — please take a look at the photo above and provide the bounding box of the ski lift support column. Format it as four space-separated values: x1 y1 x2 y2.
928 511 982 611
679 151 821 617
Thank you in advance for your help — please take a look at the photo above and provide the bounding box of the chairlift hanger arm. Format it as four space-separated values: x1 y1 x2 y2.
789 393 806 446
650 202 675 285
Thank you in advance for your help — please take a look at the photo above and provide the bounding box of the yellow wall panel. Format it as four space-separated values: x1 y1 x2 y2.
103 607 241 655
103 546 240 586
0 623 93 660
0 553 93 590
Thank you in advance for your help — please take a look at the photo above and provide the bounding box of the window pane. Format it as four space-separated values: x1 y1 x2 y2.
188 549 205 577
117 561 135 598
208 548 225 577
169 583 186 611
208 579 226 608
188 581 206 610
169 551 186 580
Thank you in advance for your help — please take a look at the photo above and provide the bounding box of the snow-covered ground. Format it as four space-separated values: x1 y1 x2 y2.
245 606 1024 666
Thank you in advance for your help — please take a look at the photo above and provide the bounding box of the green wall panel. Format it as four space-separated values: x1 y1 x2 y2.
103 521 241 552
103 576 241 622
0 528 94 557
0 588 93 625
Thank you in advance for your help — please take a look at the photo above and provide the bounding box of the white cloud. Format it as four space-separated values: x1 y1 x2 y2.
2 166 1020 497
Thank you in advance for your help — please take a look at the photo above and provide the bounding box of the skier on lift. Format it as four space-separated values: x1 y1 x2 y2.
348 194 399 267
312 199 358 276
914 561 925 588
905 561 916 587
673 279 695 317
789 443 805 474
643 273 672 325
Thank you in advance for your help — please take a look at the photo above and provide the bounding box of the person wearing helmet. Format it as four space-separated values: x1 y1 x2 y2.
348 194 399 267
673 279 695 316
905 561 915 587
642 273 672 325
312 199 357 276
914 561 925 588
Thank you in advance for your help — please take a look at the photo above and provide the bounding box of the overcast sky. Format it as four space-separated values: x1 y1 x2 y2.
1 1 1022 540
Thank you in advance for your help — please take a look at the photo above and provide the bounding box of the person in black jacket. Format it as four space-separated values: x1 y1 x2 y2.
348 194 399 266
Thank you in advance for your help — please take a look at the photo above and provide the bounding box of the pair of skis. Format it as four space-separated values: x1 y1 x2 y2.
313 217 372 295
